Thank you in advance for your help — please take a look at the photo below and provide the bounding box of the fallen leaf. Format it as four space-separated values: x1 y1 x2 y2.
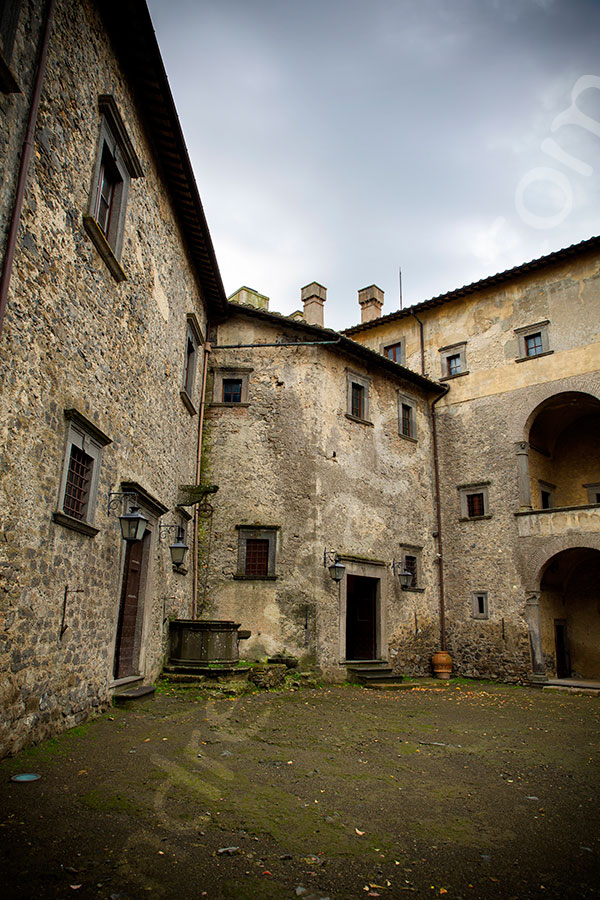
144 738 151 743
355 828 366 835
77 770 87 776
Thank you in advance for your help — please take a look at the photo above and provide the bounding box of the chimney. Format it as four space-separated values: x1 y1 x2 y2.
228 286 269 311
358 284 384 323
301 282 326 327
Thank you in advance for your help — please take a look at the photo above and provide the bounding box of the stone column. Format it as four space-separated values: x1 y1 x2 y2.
515 441 532 511
525 592 547 682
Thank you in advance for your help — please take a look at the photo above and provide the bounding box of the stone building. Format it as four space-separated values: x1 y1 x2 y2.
344 237 600 682
0 0 226 756
201 290 444 681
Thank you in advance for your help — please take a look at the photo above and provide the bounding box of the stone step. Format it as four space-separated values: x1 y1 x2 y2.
112 684 156 703
361 678 448 691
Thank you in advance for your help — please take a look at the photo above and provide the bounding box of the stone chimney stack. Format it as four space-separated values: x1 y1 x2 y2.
301 282 327 327
358 285 384 323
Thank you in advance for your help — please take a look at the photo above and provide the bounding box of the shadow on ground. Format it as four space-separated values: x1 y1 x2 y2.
1 681 599 899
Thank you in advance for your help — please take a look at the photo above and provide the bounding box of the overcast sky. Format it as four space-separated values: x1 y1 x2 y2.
147 0 600 330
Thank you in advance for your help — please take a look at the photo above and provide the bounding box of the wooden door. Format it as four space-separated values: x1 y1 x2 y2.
346 575 378 660
114 533 147 679
554 619 570 678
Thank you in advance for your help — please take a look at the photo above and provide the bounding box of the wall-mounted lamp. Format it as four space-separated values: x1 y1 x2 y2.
323 549 345 583
107 492 149 542
392 559 413 589
159 524 189 569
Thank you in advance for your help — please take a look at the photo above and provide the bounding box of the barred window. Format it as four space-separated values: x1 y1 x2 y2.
245 539 270 576
53 410 111 536
404 554 418 587
63 446 93 520
466 492 485 518
351 383 364 419
236 526 278 579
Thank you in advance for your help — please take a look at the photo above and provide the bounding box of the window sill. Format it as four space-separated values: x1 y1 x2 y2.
471 614 490 620
439 370 469 382
210 402 251 408
179 389 197 416
52 511 99 537
83 215 127 283
345 413 373 427
515 350 554 363
459 514 492 522
233 574 278 581
401 585 425 593
399 432 418 443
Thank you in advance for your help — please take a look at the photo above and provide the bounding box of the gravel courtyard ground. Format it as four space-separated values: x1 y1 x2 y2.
1 680 599 900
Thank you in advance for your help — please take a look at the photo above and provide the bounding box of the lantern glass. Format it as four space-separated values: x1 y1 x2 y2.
119 506 148 542
169 533 188 567
399 567 413 588
329 561 345 583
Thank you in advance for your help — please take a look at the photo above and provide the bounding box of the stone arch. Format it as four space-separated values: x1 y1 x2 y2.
536 546 600 680
515 390 600 511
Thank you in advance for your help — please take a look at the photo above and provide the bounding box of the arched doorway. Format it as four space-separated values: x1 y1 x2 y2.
525 392 600 510
539 547 600 679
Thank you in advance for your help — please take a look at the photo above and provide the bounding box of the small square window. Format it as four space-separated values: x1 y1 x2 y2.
211 367 252 406
539 481 555 509
382 340 405 364
53 410 112 536
398 545 423 591
583 483 600 505
439 342 467 381
235 526 279 579
458 483 490 520
398 393 417 440
346 371 371 424
472 591 489 619
83 96 143 282
515 320 551 362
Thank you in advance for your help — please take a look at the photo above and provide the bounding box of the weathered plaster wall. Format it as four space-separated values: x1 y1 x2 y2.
203 311 440 680
0 0 207 756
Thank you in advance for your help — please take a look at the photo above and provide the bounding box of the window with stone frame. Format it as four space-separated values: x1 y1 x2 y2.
211 367 252 406
346 371 371 424
458 482 491 520
439 342 468 381
471 591 489 619
382 339 405 364
398 392 417 441
584 482 600 505
235 526 279 579
515 320 552 362
53 409 112 537
539 480 555 509
399 545 423 591
180 315 203 415
83 95 143 282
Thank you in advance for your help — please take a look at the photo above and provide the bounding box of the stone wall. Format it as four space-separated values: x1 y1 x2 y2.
0 0 209 756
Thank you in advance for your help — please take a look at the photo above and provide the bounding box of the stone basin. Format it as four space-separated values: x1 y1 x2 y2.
169 619 243 667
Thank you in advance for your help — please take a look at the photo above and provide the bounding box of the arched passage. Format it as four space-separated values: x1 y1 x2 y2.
525 392 600 510
538 547 600 679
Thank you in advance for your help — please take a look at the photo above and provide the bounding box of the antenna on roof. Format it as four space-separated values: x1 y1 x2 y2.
399 267 403 310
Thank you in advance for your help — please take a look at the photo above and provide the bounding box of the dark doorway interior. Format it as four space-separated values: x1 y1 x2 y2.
114 531 149 679
346 574 378 660
554 619 571 678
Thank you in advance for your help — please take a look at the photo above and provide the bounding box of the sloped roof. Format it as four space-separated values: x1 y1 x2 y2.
343 235 600 336
98 1 227 314
221 301 444 394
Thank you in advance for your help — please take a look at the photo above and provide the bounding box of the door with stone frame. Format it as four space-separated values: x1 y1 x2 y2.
113 529 151 679
345 574 378 660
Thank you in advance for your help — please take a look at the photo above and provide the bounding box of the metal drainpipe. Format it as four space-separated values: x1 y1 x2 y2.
0 0 56 341
411 310 425 376
431 384 450 651
191 339 212 620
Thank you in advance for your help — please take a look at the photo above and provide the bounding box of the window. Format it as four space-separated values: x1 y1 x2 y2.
584 483 600 505
398 545 423 591
539 481 555 509
235 526 279 579
472 591 489 619
83 96 143 282
180 315 203 414
382 339 405 364
0 0 21 93
439 342 468 380
458 483 490 520
398 393 417 441
223 379 242 403
346 371 371 424
211 367 252 406
515 321 551 362
53 409 112 536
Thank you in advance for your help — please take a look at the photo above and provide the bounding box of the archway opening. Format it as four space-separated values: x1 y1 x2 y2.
539 547 600 680
527 392 600 510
